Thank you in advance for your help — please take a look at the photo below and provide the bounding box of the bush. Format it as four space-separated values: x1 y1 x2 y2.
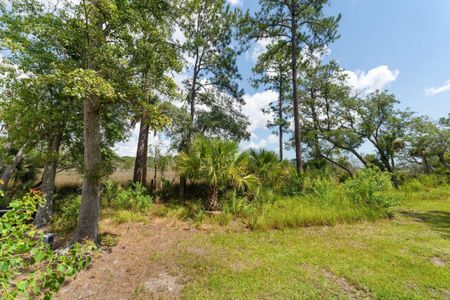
415 174 447 188
401 178 423 193
103 181 152 212
222 191 253 218
52 194 81 233
344 168 396 208
0 192 93 299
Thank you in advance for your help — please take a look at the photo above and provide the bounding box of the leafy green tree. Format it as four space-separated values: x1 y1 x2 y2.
128 0 181 185
300 59 357 177
176 137 259 211
252 42 291 161
0 0 83 225
59 0 146 242
250 0 340 174
178 0 249 142
407 114 450 173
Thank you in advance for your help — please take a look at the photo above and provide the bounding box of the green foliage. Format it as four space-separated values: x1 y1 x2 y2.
52 194 81 234
222 191 253 218
0 192 93 299
177 137 260 210
102 181 152 213
250 196 390 231
344 168 395 208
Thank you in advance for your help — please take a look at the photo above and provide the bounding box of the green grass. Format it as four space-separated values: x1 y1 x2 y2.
158 186 450 299
248 196 393 230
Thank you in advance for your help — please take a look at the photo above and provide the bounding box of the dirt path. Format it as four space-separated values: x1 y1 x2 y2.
56 219 193 300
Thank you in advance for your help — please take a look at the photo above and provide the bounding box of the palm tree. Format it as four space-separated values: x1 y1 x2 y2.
176 137 259 211
248 148 279 177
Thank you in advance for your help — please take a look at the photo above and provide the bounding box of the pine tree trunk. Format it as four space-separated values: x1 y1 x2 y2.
34 133 62 227
207 186 219 211
278 74 284 162
153 148 157 192
290 9 303 174
133 118 150 184
74 95 102 242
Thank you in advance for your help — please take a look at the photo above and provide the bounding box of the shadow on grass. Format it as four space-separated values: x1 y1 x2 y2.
400 210 450 239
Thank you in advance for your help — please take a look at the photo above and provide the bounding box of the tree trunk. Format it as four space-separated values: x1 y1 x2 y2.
207 185 219 211
153 146 157 192
0 144 26 191
34 133 62 228
290 10 303 174
133 118 150 185
438 152 450 170
179 176 187 198
74 95 102 243
278 73 284 161
421 154 432 174
320 154 353 178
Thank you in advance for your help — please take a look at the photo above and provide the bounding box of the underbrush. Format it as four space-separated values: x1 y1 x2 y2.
0 192 93 299
51 181 153 233
50 171 449 234
248 196 393 230
156 169 407 230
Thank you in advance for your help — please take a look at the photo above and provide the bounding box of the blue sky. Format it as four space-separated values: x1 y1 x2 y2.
2 0 449 157
117 1 450 156
220 0 450 158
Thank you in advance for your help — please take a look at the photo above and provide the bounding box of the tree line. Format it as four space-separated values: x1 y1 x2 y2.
0 0 448 243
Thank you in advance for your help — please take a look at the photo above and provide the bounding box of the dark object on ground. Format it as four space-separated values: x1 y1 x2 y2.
43 233 55 250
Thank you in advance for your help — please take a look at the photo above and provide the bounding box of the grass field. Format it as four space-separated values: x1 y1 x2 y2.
153 188 450 299
52 176 450 299
55 169 177 189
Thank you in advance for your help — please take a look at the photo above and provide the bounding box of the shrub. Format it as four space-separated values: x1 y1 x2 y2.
401 178 423 193
344 168 395 208
177 137 260 211
52 194 81 233
222 191 253 218
415 174 447 188
103 181 152 212
0 192 93 299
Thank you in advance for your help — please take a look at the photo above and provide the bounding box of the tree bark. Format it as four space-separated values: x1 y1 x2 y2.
320 154 353 178
207 185 219 211
34 133 62 227
152 144 157 192
133 118 150 185
73 0 104 243
0 144 26 191
74 94 102 243
290 7 303 174
438 152 450 170
278 71 284 161
421 154 432 174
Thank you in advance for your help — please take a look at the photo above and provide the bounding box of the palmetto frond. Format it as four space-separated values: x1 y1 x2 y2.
176 137 260 204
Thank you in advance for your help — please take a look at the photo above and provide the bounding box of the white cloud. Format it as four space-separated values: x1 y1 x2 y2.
344 65 399 93
240 133 278 150
227 0 242 6
247 38 273 62
242 90 277 131
425 80 450 96
114 124 173 157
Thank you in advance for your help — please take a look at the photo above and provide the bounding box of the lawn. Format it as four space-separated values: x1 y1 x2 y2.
163 189 450 299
